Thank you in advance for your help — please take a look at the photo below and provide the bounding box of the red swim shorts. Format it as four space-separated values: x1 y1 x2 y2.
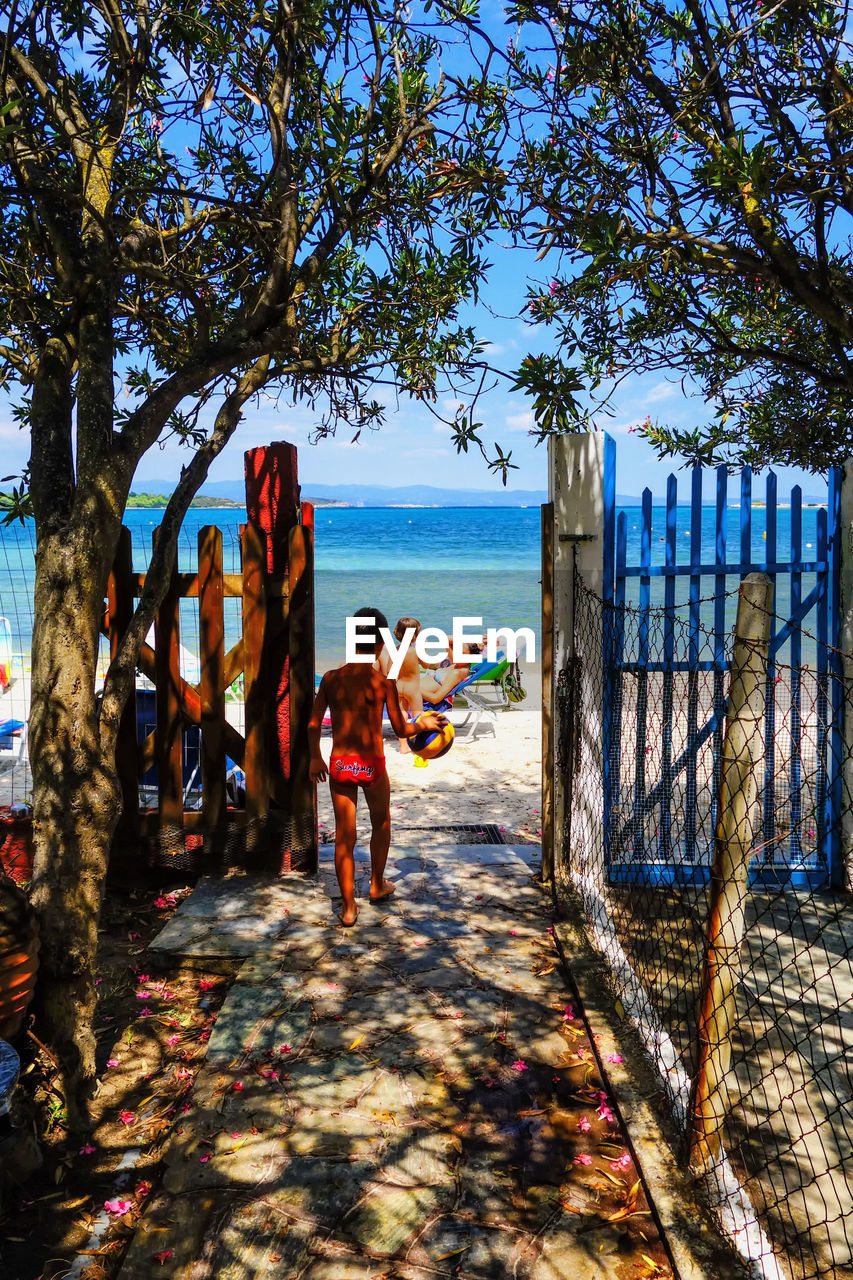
330 755 386 787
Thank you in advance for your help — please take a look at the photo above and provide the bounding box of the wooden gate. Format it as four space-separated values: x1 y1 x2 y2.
104 442 317 876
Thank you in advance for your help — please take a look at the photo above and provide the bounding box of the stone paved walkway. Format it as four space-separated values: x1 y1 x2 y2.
118 842 674 1279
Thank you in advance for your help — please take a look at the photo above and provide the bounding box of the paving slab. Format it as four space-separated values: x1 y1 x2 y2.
118 842 718 1280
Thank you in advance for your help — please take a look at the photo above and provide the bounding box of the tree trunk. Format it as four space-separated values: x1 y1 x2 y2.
27 527 122 1128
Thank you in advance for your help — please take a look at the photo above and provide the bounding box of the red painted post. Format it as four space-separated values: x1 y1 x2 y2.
244 442 302 871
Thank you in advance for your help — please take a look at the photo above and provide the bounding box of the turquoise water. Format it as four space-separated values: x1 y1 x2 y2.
0 502 828 667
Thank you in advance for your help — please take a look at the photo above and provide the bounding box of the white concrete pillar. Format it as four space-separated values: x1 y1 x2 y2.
548 434 609 878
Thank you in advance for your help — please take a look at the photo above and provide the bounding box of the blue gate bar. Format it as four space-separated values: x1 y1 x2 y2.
789 487 803 865
763 471 778 861
601 433 617 867
632 488 652 860
740 467 752 565
712 466 728 842
827 467 843 888
816 507 829 877
685 467 702 863
660 475 677 860
610 511 628 867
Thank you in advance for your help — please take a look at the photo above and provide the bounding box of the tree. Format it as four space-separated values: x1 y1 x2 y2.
508 1 853 471
0 0 505 1123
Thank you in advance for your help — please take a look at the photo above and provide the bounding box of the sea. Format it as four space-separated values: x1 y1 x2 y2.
0 503 829 670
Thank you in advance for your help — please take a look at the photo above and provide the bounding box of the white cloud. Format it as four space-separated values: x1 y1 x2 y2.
645 380 678 403
505 410 535 432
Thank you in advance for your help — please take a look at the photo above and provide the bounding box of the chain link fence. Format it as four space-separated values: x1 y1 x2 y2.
558 567 852 1280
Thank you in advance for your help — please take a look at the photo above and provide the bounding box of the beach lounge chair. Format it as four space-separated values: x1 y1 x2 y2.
422 654 508 739
0 720 27 782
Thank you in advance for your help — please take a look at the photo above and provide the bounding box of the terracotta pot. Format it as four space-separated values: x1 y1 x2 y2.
0 879 39 1040
0 811 34 885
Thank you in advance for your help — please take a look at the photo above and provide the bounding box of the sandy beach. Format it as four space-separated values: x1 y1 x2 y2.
316 695 543 846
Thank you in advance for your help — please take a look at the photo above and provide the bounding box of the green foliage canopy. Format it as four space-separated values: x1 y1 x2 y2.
508 0 853 472
0 0 509 536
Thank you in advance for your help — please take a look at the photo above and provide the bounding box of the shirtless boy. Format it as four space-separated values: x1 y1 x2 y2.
308 607 446 926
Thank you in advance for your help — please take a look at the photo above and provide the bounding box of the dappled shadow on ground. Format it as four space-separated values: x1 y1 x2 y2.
117 849 673 1280
608 883 853 1280
0 888 233 1280
317 707 543 846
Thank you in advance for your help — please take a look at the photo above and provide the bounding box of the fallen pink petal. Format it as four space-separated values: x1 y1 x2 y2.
104 1198 132 1215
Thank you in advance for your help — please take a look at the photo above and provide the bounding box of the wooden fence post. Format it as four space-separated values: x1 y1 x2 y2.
687 571 773 1169
288 504 317 873
153 530 184 861
241 523 270 865
244 442 301 871
199 526 226 855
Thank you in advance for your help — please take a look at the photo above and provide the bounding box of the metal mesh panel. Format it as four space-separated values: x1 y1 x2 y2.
560 569 853 1280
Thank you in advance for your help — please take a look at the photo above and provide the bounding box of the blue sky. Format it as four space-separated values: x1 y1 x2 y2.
0 12 825 507
0 237 823 502
129 239 821 502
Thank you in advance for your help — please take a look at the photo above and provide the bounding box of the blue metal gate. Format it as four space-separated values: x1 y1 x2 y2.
600 437 842 888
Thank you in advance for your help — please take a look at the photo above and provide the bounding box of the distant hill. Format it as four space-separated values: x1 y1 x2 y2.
130 479 829 508
138 480 550 507
127 492 243 509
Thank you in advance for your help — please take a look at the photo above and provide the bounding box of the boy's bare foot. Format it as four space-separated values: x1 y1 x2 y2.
338 904 359 927
369 879 396 903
